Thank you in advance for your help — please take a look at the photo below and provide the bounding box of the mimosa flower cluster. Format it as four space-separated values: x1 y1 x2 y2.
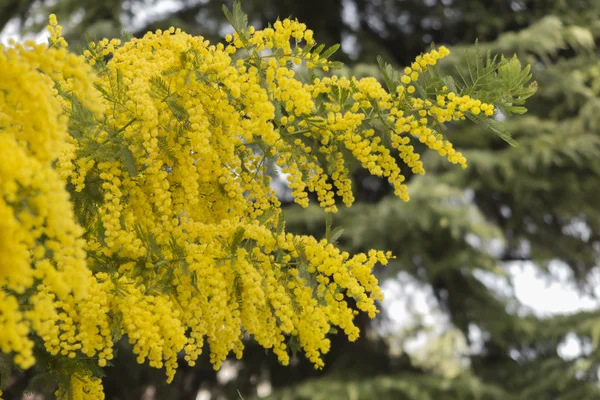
0 10 526 399
0 26 100 371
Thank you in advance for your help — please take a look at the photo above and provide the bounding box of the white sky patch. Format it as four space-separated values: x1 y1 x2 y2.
557 332 592 360
0 17 49 45
195 389 211 400
128 0 184 31
270 166 293 202
341 0 360 30
381 272 449 332
380 272 452 358
341 32 359 59
256 380 272 398
467 324 486 354
473 268 514 298
216 360 239 384
509 261 599 316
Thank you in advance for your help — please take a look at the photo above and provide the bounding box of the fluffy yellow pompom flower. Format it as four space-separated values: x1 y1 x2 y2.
0 20 100 371
0 8 531 398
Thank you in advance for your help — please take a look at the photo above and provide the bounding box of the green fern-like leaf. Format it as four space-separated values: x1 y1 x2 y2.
222 1 249 36
321 43 341 60
120 147 138 177
230 227 246 253
149 76 170 99
377 55 400 94
165 98 189 121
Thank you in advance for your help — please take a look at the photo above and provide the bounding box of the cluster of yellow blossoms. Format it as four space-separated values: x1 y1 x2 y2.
0 12 502 399
0 18 101 371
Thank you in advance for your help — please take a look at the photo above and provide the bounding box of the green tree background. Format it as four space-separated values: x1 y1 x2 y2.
2 1 600 399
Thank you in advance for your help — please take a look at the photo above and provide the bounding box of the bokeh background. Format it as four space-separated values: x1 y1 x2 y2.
2 0 600 399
